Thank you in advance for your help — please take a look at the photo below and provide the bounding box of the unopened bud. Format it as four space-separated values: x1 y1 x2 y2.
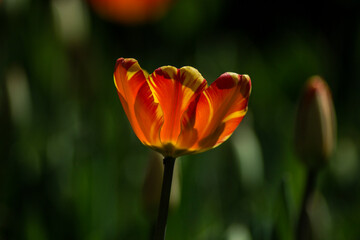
142 152 181 221
295 76 336 169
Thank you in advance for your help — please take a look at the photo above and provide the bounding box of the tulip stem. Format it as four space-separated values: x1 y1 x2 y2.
296 169 318 240
153 156 176 240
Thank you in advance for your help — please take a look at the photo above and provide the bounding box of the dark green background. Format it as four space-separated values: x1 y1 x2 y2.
1 0 360 239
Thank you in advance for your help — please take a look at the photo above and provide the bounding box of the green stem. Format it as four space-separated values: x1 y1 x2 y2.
153 157 176 240
296 169 318 240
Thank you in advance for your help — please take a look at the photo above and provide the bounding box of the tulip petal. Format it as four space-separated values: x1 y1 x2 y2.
134 82 164 147
190 73 251 152
114 58 163 146
148 66 207 153
174 94 200 154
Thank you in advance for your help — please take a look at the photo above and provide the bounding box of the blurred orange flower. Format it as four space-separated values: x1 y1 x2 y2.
88 0 172 24
114 58 252 158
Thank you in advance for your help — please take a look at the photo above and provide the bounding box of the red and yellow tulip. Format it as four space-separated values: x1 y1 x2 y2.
114 58 252 158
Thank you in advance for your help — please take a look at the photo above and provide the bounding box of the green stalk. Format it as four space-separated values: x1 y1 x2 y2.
296 169 318 240
153 157 176 240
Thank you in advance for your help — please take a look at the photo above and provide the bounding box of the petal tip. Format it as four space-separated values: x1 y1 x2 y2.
239 74 252 97
114 58 124 71
215 72 239 89
240 74 251 84
155 66 178 79
115 57 139 71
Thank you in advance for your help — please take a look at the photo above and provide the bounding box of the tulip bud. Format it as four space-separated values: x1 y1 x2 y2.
295 76 336 169
142 152 181 221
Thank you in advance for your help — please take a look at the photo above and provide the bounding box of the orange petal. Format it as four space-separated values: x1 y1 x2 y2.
189 73 251 152
114 58 163 146
147 66 207 151
174 94 200 153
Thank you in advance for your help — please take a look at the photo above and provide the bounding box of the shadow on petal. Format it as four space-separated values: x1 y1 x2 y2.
198 123 225 149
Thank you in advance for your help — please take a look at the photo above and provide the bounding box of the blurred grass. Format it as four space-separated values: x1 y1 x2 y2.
1 0 360 239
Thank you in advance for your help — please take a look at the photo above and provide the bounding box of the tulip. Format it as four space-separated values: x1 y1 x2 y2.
294 76 336 240
295 76 336 169
114 58 252 158
113 57 251 239
88 0 172 24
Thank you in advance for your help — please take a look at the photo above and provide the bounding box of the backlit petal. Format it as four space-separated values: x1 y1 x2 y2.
147 66 206 154
190 73 251 152
114 58 163 146
174 94 200 154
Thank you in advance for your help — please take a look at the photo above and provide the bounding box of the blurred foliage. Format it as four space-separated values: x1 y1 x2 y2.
1 0 360 239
